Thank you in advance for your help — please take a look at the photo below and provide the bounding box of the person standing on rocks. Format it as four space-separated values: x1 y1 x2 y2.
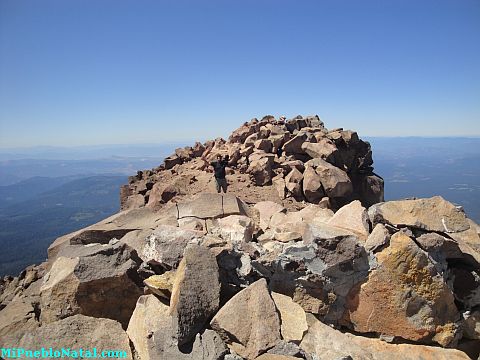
202 147 229 193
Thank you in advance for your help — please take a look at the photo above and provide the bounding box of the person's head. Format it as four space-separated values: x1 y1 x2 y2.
224 155 230 162
216 154 222 161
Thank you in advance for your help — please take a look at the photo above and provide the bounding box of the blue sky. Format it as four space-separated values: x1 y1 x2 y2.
0 0 479 148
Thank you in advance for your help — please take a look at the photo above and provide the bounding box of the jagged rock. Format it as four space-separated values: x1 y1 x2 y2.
343 232 460 347
463 311 480 340
40 242 142 328
137 288 227 359
300 313 470 360
142 226 204 268
266 341 306 358
351 173 384 207
170 245 221 345
211 278 281 359
255 139 273 153
285 168 304 200
301 138 339 164
192 141 206 157
127 294 168 360
254 201 286 231
0 294 40 339
211 215 255 243
449 221 480 265
165 154 183 169
327 200 370 237
271 292 308 342
1 315 133 358
150 326 228 360
280 160 305 174
311 158 353 199
283 133 309 155
369 196 470 233
229 122 257 143
364 223 390 252
144 271 176 299
248 155 275 186
302 166 325 203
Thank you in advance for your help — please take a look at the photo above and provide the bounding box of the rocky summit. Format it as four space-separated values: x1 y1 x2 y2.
1 115 479 360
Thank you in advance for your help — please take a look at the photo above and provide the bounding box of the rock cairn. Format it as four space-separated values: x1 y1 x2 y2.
1 116 479 360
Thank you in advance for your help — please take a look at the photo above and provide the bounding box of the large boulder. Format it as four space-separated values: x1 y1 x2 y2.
327 200 370 237
301 138 339 164
210 215 255 243
343 232 460 347
285 168 304 200
127 294 168 359
128 295 227 360
142 226 204 268
1 315 133 358
248 155 275 186
310 158 353 199
254 201 286 231
170 245 221 345
368 196 470 233
210 278 281 359
40 242 142 328
302 166 325 203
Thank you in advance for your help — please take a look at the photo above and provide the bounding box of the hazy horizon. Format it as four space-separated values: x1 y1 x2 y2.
1 0 479 148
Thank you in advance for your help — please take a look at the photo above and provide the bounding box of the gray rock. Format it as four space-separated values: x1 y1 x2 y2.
40 242 142 328
170 245 221 345
1 315 133 358
142 225 204 268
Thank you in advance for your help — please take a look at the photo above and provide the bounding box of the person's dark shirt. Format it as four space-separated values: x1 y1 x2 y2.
211 160 228 179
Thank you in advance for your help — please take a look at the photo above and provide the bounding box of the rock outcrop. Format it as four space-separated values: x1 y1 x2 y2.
1 115 479 360
121 115 384 212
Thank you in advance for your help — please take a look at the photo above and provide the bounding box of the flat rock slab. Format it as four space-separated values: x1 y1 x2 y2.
271 292 308 342
176 193 248 220
210 278 281 359
170 244 221 345
368 196 470 233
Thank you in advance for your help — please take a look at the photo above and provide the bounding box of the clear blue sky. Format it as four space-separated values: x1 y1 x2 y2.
0 0 479 148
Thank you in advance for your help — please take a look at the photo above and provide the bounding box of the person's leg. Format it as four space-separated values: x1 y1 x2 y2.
215 178 221 193
221 178 228 193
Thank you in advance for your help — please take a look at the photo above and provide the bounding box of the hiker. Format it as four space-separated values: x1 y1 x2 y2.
202 147 229 193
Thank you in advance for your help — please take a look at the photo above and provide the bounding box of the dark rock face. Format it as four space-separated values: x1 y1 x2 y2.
170 245 221 345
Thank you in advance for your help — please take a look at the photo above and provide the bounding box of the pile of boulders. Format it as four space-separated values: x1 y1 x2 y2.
120 115 384 212
1 191 479 359
1 117 478 359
